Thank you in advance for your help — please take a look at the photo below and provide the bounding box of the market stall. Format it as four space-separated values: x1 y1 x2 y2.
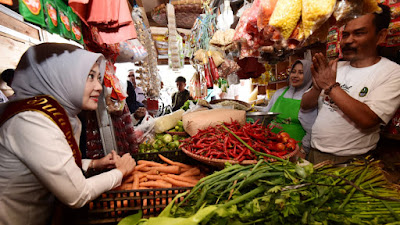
1 0 400 224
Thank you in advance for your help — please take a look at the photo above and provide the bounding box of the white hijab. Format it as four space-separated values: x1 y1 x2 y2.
5 43 105 133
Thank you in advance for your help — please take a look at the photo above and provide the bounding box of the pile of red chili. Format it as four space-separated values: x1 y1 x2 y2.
180 121 297 162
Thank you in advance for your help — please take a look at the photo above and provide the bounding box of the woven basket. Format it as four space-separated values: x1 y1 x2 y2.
151 0 204 29
182 145 299 168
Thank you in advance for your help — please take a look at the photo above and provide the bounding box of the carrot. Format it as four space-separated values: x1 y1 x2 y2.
152 166 180 174
166 174 199 185
139 177 148 183
158 154 192 169
134 164 148 171
136 166 152 172
120 183 132 190
145 174 165 181
145 169 159 175
133 173 140 189
124 174 135 183
160 176 194 187
137 160 165 167
139 181 172 188
180 167 200 176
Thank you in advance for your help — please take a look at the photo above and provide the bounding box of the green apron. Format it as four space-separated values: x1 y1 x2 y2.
270 87 306 142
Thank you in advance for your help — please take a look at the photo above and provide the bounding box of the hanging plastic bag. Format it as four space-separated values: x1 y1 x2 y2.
269 0 302 39
116 39 148 63
44 0 59 34
217 0 234 31
19 0 46 27
333 0 363 25
302 0 336 39
257 0 278 31
236 0 251 18
68 7 84 45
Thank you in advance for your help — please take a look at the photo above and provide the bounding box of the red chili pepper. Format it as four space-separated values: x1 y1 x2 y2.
204 64 213 88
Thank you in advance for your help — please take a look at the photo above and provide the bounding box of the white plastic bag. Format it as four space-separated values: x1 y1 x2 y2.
217 0 234 31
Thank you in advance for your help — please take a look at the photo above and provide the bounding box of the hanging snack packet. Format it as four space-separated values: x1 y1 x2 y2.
44 0 59 34
68 7 84 44
362 0 382 14
18 0 46 27
333 0 363 25
269 0 302 39
302 0 336 39
257 0 278 31
55 0 72 39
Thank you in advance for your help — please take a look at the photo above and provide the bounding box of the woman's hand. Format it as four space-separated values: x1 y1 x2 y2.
92 150 119 170
115 153 136 177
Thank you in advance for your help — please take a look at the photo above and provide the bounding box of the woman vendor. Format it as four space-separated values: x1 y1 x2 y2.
264 59 317 156
0 43 136 225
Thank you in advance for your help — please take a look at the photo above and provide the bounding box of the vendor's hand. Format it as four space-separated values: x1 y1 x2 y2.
311 75 322 92
115 153 136 177
93 150 118 170
311 53 338 90
134 107 147 120
293 147 307 162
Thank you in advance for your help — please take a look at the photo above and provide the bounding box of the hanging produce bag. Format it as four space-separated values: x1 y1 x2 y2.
302 0 336 39
18 0 46 27
55 0 72 39
43 0 59 34
68 7 84 45
256 0 278 31
116 39 148 63
269 0 302 39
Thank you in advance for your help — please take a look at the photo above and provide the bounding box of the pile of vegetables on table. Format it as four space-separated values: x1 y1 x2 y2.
139 133 185 153
120 157 400 225
180 121 297 161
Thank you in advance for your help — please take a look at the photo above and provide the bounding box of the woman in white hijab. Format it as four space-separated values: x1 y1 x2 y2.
0 43 136 225
264 59 317 156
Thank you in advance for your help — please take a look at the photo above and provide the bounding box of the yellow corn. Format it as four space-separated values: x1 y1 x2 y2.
269 0 302 39
302 0 336 39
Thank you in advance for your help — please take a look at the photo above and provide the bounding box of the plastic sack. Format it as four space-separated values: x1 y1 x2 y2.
269 0 302 39
363 0 382 14
134 116 156 144
257 0 278 31
302 0 336 39
236 0 252 18
110 105 139 155
217 0 234 31
333 0 363 25
210 29 236 50
116 39 148 63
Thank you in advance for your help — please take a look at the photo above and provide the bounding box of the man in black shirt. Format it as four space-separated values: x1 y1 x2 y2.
171 76 193 111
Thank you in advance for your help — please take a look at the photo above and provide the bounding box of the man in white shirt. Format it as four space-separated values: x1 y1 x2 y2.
128 69 146 105
301 4 400 164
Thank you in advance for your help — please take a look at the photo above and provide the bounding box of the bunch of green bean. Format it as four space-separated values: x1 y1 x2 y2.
167 159 400 225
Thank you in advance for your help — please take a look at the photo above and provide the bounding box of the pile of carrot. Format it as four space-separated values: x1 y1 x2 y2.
89 155 206 216
116 154 206 190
